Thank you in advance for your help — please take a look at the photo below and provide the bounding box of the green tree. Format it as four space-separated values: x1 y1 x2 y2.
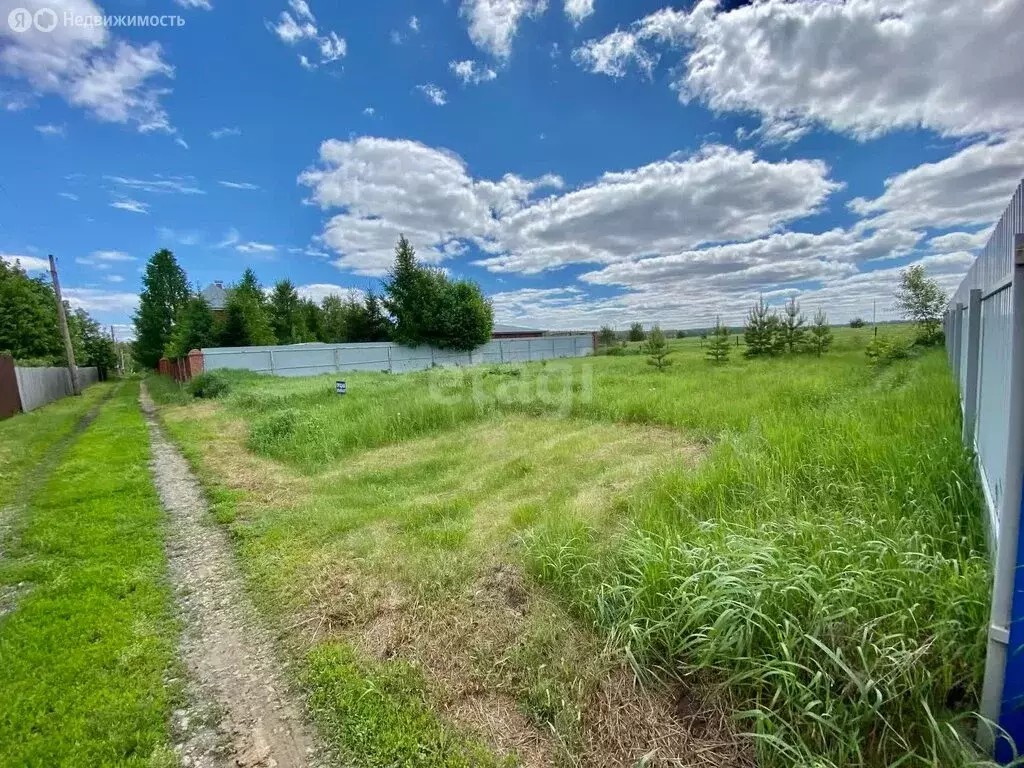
808 308 833 357
269 279 311 345
675 330 686 339
320 294 348 342
133 249 189 368
219 269 276 347
744 296 777 357
895 265 946 346
0 259 62 362
627 322 646 343
362 290 392 342
383 236 492 350
166 295 216 358
597 325 617 348
849 317 866 328
779 296 807 353
384 236 434 346
644 325 671 371
706 318 731 363
301 298 324 342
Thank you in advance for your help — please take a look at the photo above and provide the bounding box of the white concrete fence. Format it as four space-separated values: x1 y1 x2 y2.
202 335 595 377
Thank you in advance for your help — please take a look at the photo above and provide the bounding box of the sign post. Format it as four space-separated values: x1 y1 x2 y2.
336 380 347 396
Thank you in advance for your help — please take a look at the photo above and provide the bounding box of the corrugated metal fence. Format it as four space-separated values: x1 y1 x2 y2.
944 178 1024 759
202 335 595 377
0 355 101 418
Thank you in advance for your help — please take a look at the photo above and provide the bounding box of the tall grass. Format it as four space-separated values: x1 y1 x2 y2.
527 353 991 766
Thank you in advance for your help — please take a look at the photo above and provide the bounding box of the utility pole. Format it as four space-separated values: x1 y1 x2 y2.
873 299 878 338
49 254 81 396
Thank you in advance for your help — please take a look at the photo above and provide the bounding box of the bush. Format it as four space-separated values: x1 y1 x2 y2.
187 371 231 398
849 317 866 328
866 336 913 364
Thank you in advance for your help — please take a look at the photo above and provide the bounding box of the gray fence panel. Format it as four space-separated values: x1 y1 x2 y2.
202 335 593 377
945 178 1024 749
13 365 99 412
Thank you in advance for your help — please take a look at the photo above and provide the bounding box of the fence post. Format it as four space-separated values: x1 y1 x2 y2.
963 289 983 447
387 344 392 374
952 303 965 383
268 349 276 374
983 237 1024 760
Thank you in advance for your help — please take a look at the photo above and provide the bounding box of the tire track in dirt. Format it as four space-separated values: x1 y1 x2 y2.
0 386 118 618
140 385 323 768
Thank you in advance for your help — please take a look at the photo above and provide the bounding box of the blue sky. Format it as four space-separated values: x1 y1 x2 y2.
1 0 1022 338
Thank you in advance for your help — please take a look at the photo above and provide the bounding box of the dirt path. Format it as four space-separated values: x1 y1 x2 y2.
141 386 322 768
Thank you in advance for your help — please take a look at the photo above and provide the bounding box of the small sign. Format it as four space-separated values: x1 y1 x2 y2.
336 380 347 395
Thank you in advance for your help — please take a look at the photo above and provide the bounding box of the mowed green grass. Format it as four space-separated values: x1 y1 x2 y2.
149 326 991 767
0 381 180 767
0 381 114 507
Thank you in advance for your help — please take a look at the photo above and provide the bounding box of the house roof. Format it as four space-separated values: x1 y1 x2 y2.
200 281 228 310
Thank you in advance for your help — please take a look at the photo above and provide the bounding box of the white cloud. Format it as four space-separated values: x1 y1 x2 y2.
93 252 130 265
175 137 189 149
417 83 447 106
298 137 838 278
175 0 212 9
1 253 49 272
62 288 139 314
106 175 204 195
210 126 242 139
105 274 125 283
76 257 110 269
928 230 991 253
1 0 175 133
219 180 261 190
460 0 548 59
576 0 1024 142
408 15 420 32
59 192 79 201
363 106 375 116
564 0 594 26
216 228 240 249
236 241 277 254
849 134 1024 230
450 60 498 85
35 123 66 137
110 198 149 214
296 283 359 303
268 0 346 66
572 29 658 79
477 144 841 274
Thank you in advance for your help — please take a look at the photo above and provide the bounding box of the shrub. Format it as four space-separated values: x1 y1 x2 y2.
866 336 913 364
849 317 866 328
187 371 231 398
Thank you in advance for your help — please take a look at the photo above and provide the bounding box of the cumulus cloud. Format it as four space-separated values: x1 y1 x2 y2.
92 250 135 262
236 241 276 254
62 288 139 314
849 134 1024 230
268 0 346 67
0 0 175 132
298 137 839 279
460 0 548 59
296 283 362 303
450 60 498 85
574 0 1024 142
564 0 594 25
35 123 66 137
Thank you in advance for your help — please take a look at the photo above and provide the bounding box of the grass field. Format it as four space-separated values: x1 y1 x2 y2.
0 382 180 766
147 326 992 767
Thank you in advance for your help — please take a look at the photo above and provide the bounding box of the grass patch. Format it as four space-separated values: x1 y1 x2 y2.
0 381 114 507
304 643 509 767
0 381 179 766
151 327 991 767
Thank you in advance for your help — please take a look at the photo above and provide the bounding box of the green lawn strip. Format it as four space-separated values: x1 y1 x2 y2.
0 381 115 507
0 380 180 767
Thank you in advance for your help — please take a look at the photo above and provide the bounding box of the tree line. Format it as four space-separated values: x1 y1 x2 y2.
0 258 117 370
134 236 494 369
